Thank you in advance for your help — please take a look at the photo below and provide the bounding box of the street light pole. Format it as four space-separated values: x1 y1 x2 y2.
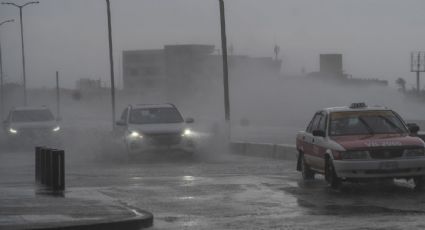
0 19 14 122
218 0 231 143
219 0 230 122
106 0 116 130
2 1 39 106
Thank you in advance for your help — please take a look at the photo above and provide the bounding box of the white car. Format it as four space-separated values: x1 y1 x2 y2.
2 106 61 146
116 103 196 155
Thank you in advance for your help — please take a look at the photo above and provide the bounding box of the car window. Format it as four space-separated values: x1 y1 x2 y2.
5 112 11 122
11 109 54 122
311 113 323 131
120 108 129 122
307 113 321 133
129 107 184 124
317 113 327 132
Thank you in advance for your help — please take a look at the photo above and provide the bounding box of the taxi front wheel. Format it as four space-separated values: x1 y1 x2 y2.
301 154 315 180
325 158 342 189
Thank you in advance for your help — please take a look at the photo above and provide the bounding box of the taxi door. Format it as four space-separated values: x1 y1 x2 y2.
302 113 321 167
305 112 328 171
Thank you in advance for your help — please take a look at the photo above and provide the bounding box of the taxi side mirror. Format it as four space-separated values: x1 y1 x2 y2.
407 123 419 134
312 130 326 137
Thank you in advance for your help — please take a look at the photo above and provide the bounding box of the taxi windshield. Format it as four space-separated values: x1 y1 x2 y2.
329 110 408 136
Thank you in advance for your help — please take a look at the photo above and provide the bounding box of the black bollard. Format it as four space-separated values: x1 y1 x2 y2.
45 149 53 187
35 146 42 184
52 150 65 191
35 147 65 192
40 148 47 185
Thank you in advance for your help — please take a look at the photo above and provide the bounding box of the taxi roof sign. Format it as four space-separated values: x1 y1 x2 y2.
349 102 367 109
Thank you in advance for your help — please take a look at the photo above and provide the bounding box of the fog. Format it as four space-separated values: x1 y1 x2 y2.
231 76 425 143
2 0 425 163
1 0 425 88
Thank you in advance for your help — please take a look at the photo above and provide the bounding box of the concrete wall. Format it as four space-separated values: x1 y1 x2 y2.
230 142 297 161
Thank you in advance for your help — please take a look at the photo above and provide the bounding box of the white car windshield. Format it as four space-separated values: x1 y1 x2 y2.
129 108 184 124
11 110 55 122
329 110 408 136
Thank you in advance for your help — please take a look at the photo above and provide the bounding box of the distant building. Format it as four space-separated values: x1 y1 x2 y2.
164 45 216 100
122 44 282 103
122 49 165 91
320 54 343 77
76 78 102 91
309 54 388 86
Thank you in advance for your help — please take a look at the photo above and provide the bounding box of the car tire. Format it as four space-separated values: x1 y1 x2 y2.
301 154 315 180
125 142 138 159
185 150 195 157
413 176 425 190
325 158 342 189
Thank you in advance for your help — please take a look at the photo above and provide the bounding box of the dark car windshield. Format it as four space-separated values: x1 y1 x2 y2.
129 107 184 124
329 110 408 136
11 109 55 122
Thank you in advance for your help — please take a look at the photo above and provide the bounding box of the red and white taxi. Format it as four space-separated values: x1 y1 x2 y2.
296 103 425 189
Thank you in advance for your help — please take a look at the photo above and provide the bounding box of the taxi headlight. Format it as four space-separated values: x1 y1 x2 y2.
52 126 60 132
129 131 143 139
341 150 369 160
404 148 425 157
9 128 17 134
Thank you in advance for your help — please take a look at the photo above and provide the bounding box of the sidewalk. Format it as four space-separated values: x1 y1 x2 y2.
0 185 153 230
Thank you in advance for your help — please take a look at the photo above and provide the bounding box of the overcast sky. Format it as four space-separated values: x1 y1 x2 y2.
1 0 425 89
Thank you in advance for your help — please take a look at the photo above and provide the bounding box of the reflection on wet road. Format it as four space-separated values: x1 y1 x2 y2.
3 151 425 229
67 154 425 229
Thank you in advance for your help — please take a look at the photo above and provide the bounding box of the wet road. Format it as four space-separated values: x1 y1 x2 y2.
3 150 425 229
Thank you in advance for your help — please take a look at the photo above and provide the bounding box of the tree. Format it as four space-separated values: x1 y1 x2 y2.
396 78 406 92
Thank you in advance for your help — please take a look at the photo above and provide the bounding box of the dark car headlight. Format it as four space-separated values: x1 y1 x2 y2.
404 148 425 157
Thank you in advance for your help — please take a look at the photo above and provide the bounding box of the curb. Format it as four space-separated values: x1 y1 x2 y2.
4 209 153 230
230 141 297 160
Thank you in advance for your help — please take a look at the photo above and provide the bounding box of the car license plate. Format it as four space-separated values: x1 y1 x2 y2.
380 161 398 170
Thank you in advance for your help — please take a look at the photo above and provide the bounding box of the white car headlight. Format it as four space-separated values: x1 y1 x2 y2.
404 148 425 157
182 128 193 137
9 128 17 134
129 131 143 138
52 126 60 132
341 150 369 160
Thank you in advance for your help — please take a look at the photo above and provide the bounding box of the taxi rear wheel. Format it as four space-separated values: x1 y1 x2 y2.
301 155 315 180
325 158 342 189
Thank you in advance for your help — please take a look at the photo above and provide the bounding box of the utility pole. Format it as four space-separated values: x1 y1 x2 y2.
219 0 230 122
2 1 39 106
411 51 425 95
417 53 421 94
56 71 60 120
0 19 14 122
106 0 116 130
